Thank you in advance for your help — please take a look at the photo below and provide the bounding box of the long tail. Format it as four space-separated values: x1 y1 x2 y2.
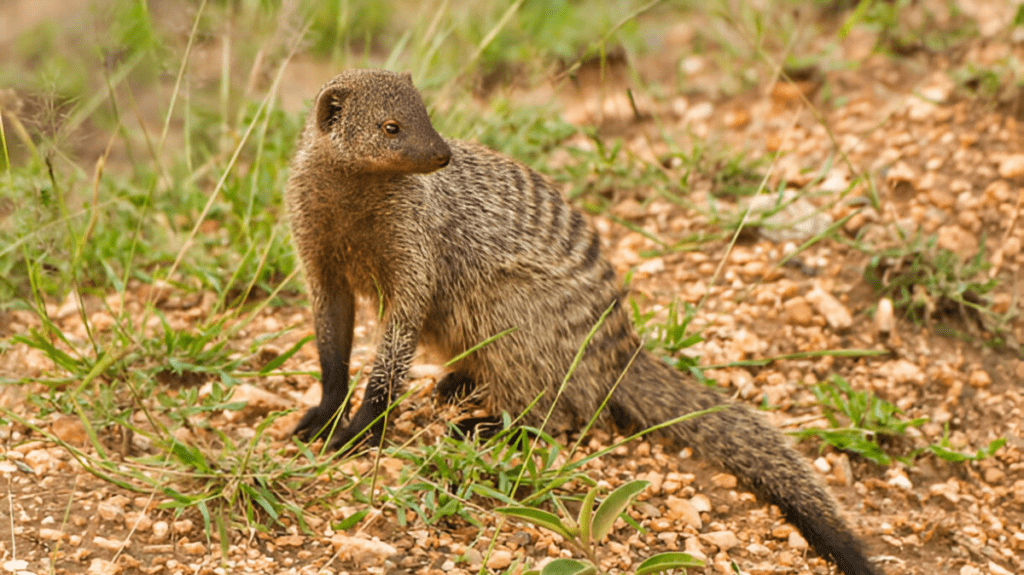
612 352 882 575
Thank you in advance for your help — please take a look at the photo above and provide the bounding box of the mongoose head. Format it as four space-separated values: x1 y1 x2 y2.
310 69 452 175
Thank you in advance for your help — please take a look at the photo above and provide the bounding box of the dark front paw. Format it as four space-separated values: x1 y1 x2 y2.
293 404 345 442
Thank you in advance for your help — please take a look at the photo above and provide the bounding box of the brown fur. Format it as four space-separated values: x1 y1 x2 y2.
285 69 883 575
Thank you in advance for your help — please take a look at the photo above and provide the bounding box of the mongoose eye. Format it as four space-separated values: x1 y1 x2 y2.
382 121 401 135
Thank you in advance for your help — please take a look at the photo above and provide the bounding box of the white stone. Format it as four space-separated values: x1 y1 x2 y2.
330 533 397 565
998 154 1024 180
699 530 741 551
665 497 702 529
806 285 852 330
87 558 121 575
485 550 512 570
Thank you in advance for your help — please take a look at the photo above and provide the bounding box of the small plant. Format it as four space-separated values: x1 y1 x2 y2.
924 424 1006 463
631 298 714 386
795 375 1006 466
379 421 575 528
498 480 703 575
862 233 1008 343
793 375 927 466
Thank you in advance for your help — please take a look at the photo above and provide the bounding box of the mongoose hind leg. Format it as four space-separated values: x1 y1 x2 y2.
435 373 505 440
451 416 505 440
435 371 478 404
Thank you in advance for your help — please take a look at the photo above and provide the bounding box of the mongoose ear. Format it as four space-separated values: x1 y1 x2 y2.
315 86 350 134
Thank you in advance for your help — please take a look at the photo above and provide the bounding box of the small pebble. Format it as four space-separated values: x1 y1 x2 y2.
485 550 512 570
998 154 1024 180
689 494 712 513
710 473 737 489
967 369 991 388
699 530 740 551
87 559 121 575
875 298 895 334
151 521 169 541
788 531 808 550
806 285 853 330
665 497 702 528
93 536 124 551
887 471 913 490
813 457 831 474
39 528 66 541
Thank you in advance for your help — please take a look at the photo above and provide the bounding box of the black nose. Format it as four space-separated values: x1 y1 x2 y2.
437 155 451 168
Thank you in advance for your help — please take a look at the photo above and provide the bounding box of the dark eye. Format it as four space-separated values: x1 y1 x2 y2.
383 121 400 135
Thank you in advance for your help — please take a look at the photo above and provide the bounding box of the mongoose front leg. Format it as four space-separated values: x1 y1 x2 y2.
293 275 356 442
325 316 419 451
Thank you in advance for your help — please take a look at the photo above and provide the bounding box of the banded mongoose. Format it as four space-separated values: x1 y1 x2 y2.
285 69 882 575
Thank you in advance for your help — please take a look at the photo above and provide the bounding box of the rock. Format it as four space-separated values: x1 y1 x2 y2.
936 225 977 259
87 559 121 575
887 470 913 490
788 531 808 550
2 561 29 574
747 542 771 556
636 501 662 518
875 298 895 334
124 512 152 532
657 532 679 547
24 448 54 475
93 536 124 551
746 190 833 242
98 501 125 522
664 497 702 529
50 415 89 446
683 537 707 562
813 457 831 474
650 517 674 532
641 471 665 494
831 454 854 487
699 530 741 551
636 257 665 276
689 494 712 513
771 524 796 539
485 550 513 570
988 562 1014 575
330 534 398 565
180 541 206 555
172 519 194 535
983 467 1005 485
1010 480 1024 504
713 560 736 575
967 369 991 388
510 531 531 548
885 161 918 198
885 359 925 385
806 285 852 330
221 384 291 420
275 535 304 547
783 297 814 326
39 528 66 541
151 521 169 541
998 154 1024 180
710 473 737 489
463 548 483 568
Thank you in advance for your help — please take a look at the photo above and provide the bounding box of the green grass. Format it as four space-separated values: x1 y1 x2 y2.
0 0 1013 569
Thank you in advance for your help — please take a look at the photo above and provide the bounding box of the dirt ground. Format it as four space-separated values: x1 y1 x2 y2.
2 3 1024 575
